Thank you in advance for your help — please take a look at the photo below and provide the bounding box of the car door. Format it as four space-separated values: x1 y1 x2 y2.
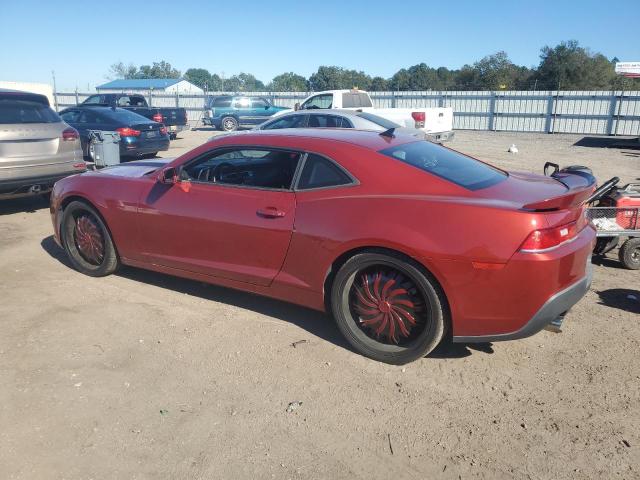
136 147 301 286
249 98 271 124
232 97 252 125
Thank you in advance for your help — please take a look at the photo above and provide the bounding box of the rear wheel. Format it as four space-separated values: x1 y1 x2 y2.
221 116 238 132
331 252 446 364
61 201 119 277
619 238 640 270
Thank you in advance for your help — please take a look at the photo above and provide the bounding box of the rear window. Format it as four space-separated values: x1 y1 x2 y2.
356 112 399 129
379 141 507 190
102 108 151 124
212 97 232 108
342 92 373 108
0 100 60 124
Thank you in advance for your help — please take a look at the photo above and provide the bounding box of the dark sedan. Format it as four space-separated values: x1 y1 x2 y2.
59 107 170 160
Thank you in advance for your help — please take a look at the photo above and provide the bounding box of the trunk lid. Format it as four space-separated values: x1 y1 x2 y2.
480 171 595 211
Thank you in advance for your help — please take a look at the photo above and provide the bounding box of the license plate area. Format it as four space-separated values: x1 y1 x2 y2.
146 131 158 138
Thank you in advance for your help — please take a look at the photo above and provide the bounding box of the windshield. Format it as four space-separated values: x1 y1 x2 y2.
0 100 61 124
379 141 507 190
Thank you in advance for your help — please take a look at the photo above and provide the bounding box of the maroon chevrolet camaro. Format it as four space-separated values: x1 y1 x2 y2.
50 129 596 364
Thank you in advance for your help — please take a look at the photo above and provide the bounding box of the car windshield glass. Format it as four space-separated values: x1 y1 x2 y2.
101 108 151 124
379 141 507 190
356 112 399 129
0 100 61 124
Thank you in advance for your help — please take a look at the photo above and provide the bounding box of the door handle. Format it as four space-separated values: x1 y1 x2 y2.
257 207 286 218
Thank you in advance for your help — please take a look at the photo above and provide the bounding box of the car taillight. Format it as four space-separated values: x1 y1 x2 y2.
160 125 168 135
62 127 79 141
153 112 163 123
412 111 426 128
520 221 578 252
116 127 141 137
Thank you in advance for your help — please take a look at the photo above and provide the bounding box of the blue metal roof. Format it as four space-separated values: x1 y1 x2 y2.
96 78 183 90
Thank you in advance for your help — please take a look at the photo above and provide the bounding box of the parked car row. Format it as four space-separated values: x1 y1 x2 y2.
202 89 455 142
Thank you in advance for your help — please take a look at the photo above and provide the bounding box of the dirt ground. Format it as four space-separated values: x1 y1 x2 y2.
1 130 639 480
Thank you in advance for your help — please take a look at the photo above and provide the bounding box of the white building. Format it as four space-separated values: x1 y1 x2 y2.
95 78 204 94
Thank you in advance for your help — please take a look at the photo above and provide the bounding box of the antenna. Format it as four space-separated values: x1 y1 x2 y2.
379 127 396 138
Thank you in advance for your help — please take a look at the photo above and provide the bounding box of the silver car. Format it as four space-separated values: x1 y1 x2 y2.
257 109 427 139
0 89 85 199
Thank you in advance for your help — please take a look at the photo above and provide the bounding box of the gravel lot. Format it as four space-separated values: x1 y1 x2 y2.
1 130 639 480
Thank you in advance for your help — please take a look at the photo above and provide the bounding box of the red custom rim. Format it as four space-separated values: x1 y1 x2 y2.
74 214 105 265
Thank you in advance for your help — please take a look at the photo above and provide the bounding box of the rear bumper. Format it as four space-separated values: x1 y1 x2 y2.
120 137 170 157
425 130 455 143
453 264 592 343
0 171 84 199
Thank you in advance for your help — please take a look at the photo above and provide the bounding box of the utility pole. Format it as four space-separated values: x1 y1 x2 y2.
51 70 58 110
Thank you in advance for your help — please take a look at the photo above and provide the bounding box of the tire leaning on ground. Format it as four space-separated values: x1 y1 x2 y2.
61 201 120 277
331 251 446 364
619 238 640 270
221 116 238 132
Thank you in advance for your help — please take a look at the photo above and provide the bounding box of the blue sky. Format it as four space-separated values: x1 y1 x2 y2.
1 0 638 91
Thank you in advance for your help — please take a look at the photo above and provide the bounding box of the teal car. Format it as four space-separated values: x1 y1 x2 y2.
203 96 288 131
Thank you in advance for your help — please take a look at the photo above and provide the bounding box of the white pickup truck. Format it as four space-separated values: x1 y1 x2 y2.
284 89 454 142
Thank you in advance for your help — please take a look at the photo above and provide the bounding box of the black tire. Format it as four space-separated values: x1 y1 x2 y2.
331 251 446 364
169 133 177 140
61 201 119 277
221 116 238 132
141 152 158 159
619 238 640 270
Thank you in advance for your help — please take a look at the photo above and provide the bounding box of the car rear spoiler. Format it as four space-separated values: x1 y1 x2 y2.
524 163 596 210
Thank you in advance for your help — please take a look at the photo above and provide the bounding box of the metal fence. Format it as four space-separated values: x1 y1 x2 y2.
54 90 640 136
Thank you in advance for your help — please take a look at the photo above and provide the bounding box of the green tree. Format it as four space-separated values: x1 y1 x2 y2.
455 52 532 90
390 63 456 90
137 61 181 79
369 76 389 90
224 73 265 91
184 68 212 89
308 66 372 91
268 72 308 91
108 62 139 79
534 40 615 89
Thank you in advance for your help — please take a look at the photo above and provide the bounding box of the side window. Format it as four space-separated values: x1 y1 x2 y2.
251 98 268 108
213 97 232 108
129 96 146 106
297 154 353 190
301 94 332 110
83 95 103 105
78 110 102 123
117 96 132 107
182 148 302 190
262 114 307 130
60 110 82 123
307 115 345 128
233 97 252 109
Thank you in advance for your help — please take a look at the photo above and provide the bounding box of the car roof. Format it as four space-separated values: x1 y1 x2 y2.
277 109 366 118
218 128 417 151
0 89 50 106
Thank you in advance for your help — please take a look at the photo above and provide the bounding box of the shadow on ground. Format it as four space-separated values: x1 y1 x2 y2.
0 196 50 216
41 235 493 361
573 136 640 149
597 288 640 314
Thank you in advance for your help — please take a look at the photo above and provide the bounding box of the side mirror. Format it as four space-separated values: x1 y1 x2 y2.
159 167 179 184
294 102 300 111
264 104 270 110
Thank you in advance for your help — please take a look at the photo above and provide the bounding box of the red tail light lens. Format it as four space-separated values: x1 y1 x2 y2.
160 125 168 135
520 222 578 252
62 127 79 141
153 113 163 123
411 111 426 128
116 127 141 137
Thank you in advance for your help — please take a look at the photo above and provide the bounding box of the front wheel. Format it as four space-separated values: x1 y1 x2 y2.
61 201 120 277
619 238 640 270
221 116 238 132
331 252 446 364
